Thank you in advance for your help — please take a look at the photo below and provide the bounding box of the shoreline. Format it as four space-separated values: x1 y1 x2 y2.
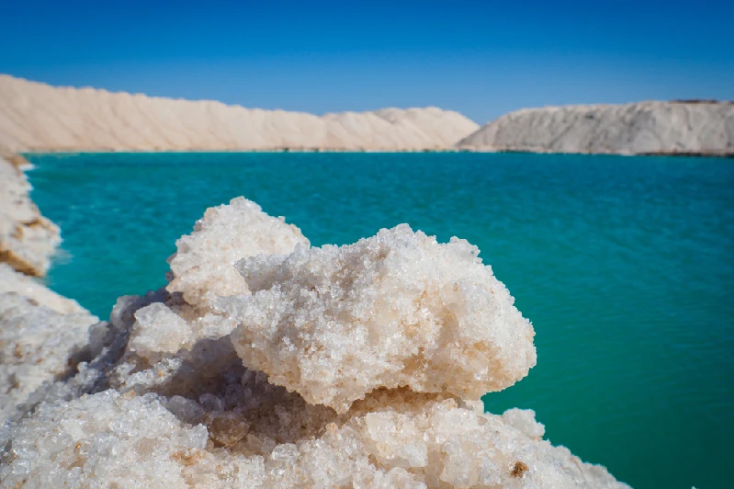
22 148 734 158
457 101 734 156
0 170 632 487
457 148 734 158
3 74 733 158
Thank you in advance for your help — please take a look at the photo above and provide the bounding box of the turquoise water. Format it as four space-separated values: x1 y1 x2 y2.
26 152 734 489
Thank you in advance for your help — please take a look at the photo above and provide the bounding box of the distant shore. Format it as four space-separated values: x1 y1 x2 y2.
20 148 734 159
2 74 732 157
457 100 733 156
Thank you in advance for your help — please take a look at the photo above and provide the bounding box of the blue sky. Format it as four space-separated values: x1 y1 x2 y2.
2 0 733 122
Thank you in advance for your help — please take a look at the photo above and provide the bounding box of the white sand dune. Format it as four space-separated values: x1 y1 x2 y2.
0 75 479 154
457 101 734 156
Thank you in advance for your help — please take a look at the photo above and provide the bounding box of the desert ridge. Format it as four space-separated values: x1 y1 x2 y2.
0 75 479 154
457 101 734 156
3 74 732 157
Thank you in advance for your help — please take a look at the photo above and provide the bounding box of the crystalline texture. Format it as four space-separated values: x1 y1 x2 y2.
0 263 89 315
226 224 536 412
0 293 97 425
0 390 628 489
0 157 60 277
106 198 309 397
167 197 309 309
0 390 214 488
0 195 630 489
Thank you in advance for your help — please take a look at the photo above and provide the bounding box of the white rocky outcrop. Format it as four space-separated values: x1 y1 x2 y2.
0 284 97 425
225 225 536 412
167 197 310 309
0 75 479 153
0 156 99 426
0 157 60 277
0 389 627 489
0 263 87 315
0 197 630 488
457 101 734 156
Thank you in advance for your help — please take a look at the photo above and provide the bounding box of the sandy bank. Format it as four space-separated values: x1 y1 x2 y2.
0 75 479 154
457 101 734 156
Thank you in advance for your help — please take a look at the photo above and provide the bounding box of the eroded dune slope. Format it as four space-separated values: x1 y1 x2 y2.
0 75 478 153
457 101 734 155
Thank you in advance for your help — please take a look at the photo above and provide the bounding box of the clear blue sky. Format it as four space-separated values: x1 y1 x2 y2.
2 0 733 122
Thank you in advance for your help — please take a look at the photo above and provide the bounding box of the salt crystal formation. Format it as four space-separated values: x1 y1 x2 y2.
106 290 245 400
0 197 630 488
0 158 98 426
225 225 536 412
0 157 60 277
167 197 309 309
0 292 97 424
0 263 89 315
0 390 626 488
1 390 212 488
109 198 308 399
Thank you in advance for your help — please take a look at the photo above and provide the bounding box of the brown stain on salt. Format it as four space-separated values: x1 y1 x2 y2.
511 461 529 478
171 449 206 466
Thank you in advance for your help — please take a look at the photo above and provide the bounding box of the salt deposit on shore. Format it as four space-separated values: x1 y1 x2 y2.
0 157 60 277
0 157 100 425
0 188 630 487
225 225 536 413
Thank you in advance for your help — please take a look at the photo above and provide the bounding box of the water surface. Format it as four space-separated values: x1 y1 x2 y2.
26 152 734 489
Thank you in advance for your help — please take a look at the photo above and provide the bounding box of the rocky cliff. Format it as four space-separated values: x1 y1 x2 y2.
457 101 734 156
0 75 479 153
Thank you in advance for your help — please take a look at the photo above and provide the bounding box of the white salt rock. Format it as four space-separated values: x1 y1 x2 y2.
91 198 305 402
0 391 630 489
0 293 97 424
127 302 194 361
0 198 630 488
225 224 536 412
103 295 339 448
502 407 546 440
108 298 241 398
87 285 241 399
346 394 629 488
0 263 88 315
0 157 60 277
167 197 309 309
0 390 218 489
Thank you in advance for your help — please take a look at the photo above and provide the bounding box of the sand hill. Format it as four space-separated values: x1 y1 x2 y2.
0 75 479 154
457 101 734 156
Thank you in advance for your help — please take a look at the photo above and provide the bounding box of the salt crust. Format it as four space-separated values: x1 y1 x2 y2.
0 197 630 488
0 263 88 315
0 389 627 488
167 197 309 309
0 293 97 424
0 157 60 277
225 224 536 412
105 197 307 406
